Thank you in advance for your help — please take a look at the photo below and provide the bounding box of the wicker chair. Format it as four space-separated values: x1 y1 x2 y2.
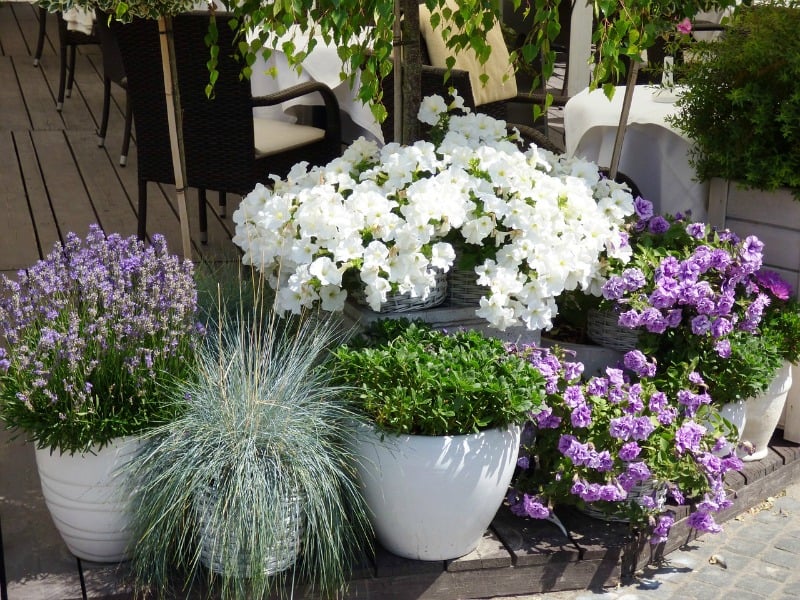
112 12 343 242
94 12 133 166
33 6 47 67
55 11 100 112
380 57 564 155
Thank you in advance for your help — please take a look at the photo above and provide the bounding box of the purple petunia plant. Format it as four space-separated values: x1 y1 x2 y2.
0 225 204 454
507 344 743 543
593 199 789 406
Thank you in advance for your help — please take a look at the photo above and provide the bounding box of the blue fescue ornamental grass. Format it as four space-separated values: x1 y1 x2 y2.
0 225 203 454
125 299 372 599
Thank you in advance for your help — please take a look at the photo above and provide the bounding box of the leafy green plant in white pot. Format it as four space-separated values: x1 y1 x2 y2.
124 291 371 599
328 318 545 561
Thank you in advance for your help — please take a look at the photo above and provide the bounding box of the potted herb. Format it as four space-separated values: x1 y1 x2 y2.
125 295 371 599
328 318 545 560
0 225 202 562
508 344 743 541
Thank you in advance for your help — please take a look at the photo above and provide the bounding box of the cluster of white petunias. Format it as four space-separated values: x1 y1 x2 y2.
232 91 634 328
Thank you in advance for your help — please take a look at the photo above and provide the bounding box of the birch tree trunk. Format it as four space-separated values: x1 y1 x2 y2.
157 15 192 259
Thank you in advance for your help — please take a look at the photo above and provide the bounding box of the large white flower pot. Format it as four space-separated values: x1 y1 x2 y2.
34 436 143 562
714 400 747 457
740 362 793 462
351 423 521 561
780 362 800 443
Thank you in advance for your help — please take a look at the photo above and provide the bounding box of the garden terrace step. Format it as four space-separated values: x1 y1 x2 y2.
2 430 798 599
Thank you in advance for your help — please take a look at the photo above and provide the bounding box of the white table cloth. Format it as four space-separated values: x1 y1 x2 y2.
564 85 708 223
249 27 383 144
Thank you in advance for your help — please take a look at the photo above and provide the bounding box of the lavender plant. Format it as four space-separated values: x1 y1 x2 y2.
0 225 203 454
507 345 743 541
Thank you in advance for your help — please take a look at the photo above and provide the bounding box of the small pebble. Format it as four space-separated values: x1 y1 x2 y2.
708 554 727 569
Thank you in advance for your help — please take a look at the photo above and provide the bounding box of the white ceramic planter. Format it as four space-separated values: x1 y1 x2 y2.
714 400 747 457
351 424 521 561
34 436 143 562
739 362 793 462
780 362 800 444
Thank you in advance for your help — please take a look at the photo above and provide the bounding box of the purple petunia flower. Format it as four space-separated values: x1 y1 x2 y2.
619 441 642 461
755 269 793 300
714 339 732 358
650 513 675 544
634 197 654 220
623 349 656 378
686 222 706 239
675 421 706 454
649 216 670 234
570 402 592 428
687 510 722 534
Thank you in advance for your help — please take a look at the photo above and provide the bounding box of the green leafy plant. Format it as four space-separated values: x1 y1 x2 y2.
125 299 371 599
669 2 800 196
328 319 545 436
0 225 202 454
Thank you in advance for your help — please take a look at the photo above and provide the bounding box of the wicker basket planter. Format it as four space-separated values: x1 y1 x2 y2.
350 268 448 313
196 482 303 578
579 480 667 523
447 266 486 307
586 308 641 353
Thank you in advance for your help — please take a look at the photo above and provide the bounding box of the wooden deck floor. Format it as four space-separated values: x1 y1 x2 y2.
0 2 240 278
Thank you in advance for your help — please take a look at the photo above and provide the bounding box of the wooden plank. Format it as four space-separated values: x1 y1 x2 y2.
491 506 580 567
726 183 800 227
0 57 30 130
18 52 64 131
0 131 39 268
373 544 444 578
32 128 96 238
9 2 54 63
0 4 30 58
66 128 137 238
14 129 58 258
446 529 512 572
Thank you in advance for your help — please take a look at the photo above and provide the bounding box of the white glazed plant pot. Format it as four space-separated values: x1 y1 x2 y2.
351 423 521 561
34 435 143 562
739 362 794 462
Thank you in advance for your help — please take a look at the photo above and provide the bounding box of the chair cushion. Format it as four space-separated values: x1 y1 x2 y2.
253 118 326 158
419 2 517 107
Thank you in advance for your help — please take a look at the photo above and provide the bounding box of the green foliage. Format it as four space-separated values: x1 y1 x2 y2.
328 319 545 436
669 3 800 195
125 305 371 599
589 0 736 91
639 328 784 404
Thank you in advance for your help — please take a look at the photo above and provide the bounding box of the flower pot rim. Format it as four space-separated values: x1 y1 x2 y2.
361 421 521 441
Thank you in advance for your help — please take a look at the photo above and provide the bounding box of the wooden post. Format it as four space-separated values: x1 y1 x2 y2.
157 16 192 260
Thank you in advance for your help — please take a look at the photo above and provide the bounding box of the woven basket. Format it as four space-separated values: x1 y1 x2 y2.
587 308 641 352
447 266 487 307
579 481 667 523
196 483 302 578
351 267 448 313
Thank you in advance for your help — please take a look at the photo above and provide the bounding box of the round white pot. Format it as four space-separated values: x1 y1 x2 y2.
713 400 747 457
34 436 143 562
740 362 793 462
351 423 521 561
